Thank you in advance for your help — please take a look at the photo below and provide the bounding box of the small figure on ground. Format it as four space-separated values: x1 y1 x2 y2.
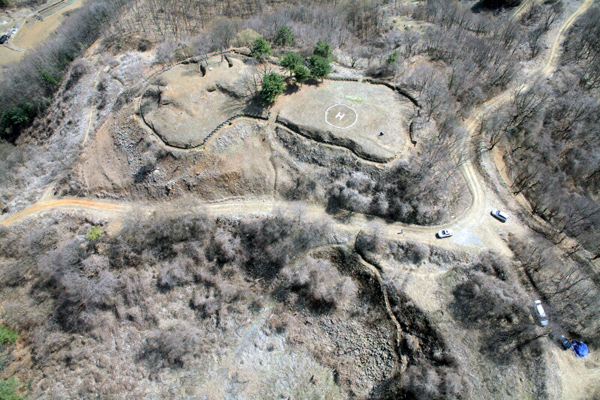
379 131 385 136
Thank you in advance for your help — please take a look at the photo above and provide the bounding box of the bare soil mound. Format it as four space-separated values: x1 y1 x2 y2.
69 116 277 202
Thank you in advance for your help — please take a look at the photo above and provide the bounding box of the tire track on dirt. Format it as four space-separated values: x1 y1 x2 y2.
0 199 128 227
541 0 593 78
82 68 104 146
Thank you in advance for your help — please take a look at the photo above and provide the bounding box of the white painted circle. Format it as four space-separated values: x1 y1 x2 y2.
325 104 358 129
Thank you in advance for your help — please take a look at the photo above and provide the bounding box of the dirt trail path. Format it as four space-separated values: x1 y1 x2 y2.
459 0 593 209
0 195 493 254
512 0 541 19
82 67 105 146
0 199 128 227
541 0 593 78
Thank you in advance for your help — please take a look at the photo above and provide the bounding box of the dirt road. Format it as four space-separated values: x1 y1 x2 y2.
541 0 593 78
0 198 127 227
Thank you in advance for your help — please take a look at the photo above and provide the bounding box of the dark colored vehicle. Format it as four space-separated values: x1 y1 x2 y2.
560 335 571 350
0 35 9 45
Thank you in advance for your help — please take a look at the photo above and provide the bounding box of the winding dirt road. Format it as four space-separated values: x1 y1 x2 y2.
0 1 593 257
541 0 593 78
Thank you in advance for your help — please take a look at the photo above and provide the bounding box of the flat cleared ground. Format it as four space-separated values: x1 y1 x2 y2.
13 0 83 50
0 0 83 68
142 56 263 148
0 46 23 66
143 55 413 159
276 80 413 161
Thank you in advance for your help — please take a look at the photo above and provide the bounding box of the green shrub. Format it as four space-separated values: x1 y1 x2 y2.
250 37 273 60
314 39 332 60
174 46 193 61
280 52 303 75
0 378 24 400
293 65 310 83
0 325 17 345
307 55 331 80
1 107 30 140
40 69 62 87
274 25 295 47
386 51 399 63
261 72 285 105
86 226 104 241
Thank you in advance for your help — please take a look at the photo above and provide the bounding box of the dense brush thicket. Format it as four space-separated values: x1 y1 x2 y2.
563 6 600 91
328 161 457 225
118 0 386 42
0 211 341 337
329 115 467 224
0 212 375 397
451 269 540 362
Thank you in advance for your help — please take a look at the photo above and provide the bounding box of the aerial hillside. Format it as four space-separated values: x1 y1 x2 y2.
0 0 598 399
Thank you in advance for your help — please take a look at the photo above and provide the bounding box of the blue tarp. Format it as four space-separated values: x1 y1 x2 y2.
571 341 590 358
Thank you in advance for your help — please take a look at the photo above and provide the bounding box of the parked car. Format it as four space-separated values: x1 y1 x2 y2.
0 35 9 44
534 300 548 326
436 229 454 238
560 335 571 350
491 209 509 222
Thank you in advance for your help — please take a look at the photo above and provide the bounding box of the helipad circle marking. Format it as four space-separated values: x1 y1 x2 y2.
325 104 358 129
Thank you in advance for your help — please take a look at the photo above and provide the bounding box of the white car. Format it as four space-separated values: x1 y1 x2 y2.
436 229 454 238
491 209 509 222
534 300 548 327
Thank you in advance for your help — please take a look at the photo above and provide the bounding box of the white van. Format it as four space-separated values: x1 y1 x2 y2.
491 209 509 222
534 300 548 326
